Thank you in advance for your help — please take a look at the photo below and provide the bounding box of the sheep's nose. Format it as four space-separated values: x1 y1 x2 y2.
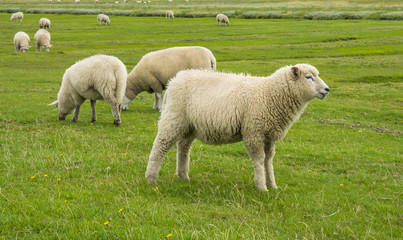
324 88 330 92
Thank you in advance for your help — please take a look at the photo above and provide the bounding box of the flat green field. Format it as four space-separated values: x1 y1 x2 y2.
0 6 402 240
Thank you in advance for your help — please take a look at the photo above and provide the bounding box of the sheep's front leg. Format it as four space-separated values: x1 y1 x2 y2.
90 100 97 123
244 140 267 191
153 92 163 111
176 136 195 181
72 105 81 122
264 142 278 189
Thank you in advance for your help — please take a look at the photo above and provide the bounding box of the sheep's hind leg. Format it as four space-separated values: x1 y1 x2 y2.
264 142 278 189
108 100 121 126
176 135 195 181
244 140 267 191
72 105 81 122
90 100 97 123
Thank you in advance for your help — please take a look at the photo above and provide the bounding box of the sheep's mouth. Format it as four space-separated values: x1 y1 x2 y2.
317 92 328 99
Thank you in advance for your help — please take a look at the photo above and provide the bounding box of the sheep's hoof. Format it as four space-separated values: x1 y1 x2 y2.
113 120 121 127
59 117 66 121
146 175 157 185
72 118 78 122
177 173 190 181
268 184 278 189
256 184 268 191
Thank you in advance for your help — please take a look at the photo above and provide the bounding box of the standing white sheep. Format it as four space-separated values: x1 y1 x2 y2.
48 55 127 126
34 29 52 52
216 13 229 26
145 64 330 191
122 46 216 111
10 12 24 22
165 10 174 19
13 32 30 53
39 18 51 29
97 14 110 25
57 0 61 3
74 0 80 3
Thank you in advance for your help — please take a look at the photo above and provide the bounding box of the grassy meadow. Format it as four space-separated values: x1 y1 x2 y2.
0 2 402 239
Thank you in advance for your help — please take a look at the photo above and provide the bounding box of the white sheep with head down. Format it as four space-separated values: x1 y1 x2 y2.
39 18 51 29
97 14 110 25
10 12 23 22
145 64 330 191
49 55 127 126
34 29 52 52
216 13 229 26
13 31 30 53
165 10 174 19
122 46 216 111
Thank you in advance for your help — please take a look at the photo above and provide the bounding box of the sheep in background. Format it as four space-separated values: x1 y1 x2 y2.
124 0 128 3
145 64 330 191
115 1 119 3
95 0 99 2
49 0 53 3
39 18 51 29
168 0 173 2
13 32 30 53
97 14 110 25
34 29 52 52
122 46 216 111
216 13 229 26
165 10 174 19
57 0 61 3
10 12 23 22
74 0 80 3
48 55 127 126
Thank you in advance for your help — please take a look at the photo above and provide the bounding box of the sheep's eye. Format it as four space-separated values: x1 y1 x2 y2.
306 75 314 81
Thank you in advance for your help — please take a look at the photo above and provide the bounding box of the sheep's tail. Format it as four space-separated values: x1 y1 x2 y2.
115 67 127 105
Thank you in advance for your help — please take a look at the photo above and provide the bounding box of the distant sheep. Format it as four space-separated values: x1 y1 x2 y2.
216 13 229 26
39 18 51 29
49 55 127 126
145 64 330 191
74 0 80 3
34 29 52 52
97 14 110 25
165 11 174 19
10 12 23 22
57 0 61 3
13 32 30 53
122 46 216 111
49 0 52 3
95 0 98 2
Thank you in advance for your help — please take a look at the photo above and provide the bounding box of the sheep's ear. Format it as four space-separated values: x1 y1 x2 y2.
291 66 300 80
48 100 58 107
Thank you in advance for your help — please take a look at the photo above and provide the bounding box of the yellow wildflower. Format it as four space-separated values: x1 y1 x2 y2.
265 189 269 192
166 234 173 238
124 152 128 156
118 208 123 213
308 170 312 172
104 221 109 225
90 123 93 126
44 174 48 177
57 178 60 181
31 176 35 179
340 184 344 187
59 154 63 157
154 187 158 192
64 200 68 203
46 155 50 157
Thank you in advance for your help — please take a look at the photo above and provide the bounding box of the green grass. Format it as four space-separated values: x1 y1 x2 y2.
0 10 402 239
0 0 402 20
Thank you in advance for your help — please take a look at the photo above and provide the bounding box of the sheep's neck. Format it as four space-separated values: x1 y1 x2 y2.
126 70 145 100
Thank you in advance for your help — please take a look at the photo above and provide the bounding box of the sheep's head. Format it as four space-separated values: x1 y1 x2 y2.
290 64 329 100
43 44 53 52
122 95 133 111
48 98 74 120
21 45 30 52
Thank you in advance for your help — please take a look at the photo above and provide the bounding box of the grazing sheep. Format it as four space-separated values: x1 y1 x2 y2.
49 0 53 3
39 18 51 29
13 32 30 53
74 0 80 3
97 14 110 25
124 0 128 3
10 12 23 22
115 0 119 3
122 46 216 111
48 55 127 126
57 0 61 3
95 0 99 2
168 0 173 2
216 13 229 26
145 64 330 191
165 10 174 19
34 29 52 52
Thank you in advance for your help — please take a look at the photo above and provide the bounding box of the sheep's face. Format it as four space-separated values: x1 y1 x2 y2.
58 103 74 120
291 64 329 100
122 95 133 111
43 44 52 52
21 45 30 52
